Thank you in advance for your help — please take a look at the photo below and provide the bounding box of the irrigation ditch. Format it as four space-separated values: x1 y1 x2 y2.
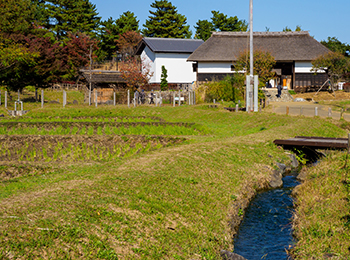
220 152 311 260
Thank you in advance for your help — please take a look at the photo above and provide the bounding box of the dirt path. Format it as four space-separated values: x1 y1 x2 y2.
267 101 350 121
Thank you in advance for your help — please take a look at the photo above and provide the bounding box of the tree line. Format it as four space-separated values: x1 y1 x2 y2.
0 0 349 93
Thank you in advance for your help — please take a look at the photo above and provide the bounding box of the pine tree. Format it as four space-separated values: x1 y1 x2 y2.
97 11 139 60
160 65 168 91
194 11 247 41
194 20 214 41
40 0 100 39
143 0 191 38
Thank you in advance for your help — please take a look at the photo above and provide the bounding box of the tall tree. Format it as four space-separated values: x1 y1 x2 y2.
116 31 142 60
143 0 191 38
39 0 100 39
235 50 276 87
194 11 247 41
194 20 215 41
211 11 248 32
115 11 139 35
0 0 37 34
97 12 139 60
0 31 96 92
321 37 350 57
312 52 350 89
120 57 153 90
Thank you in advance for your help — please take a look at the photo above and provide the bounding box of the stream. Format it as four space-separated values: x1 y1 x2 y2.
233 174 300 260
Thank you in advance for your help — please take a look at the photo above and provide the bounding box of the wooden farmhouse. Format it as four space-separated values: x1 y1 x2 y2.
136 37 204 89
187 31 330 91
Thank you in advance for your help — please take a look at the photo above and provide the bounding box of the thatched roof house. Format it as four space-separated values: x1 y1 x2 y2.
188 31 330 90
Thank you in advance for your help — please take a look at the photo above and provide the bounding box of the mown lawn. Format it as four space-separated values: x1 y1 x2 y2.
0 103 348 259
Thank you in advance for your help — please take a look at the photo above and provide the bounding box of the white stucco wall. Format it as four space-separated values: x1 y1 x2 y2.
141 46 156 83
141 47 196 84
197 62 233 73
295 62 315 73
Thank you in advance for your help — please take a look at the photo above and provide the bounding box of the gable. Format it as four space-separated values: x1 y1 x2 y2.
136 37 203 55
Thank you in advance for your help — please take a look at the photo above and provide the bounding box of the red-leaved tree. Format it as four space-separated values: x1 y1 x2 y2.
116 31 142 60
120 56 153 90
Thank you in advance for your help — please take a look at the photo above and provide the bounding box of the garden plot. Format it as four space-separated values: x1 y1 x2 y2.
0 116 165 123
0 135 185 163
0 122 201 136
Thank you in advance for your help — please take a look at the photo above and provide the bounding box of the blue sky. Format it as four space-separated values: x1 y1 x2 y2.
90 0 350 44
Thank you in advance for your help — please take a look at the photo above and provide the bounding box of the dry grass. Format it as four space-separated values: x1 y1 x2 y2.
292 91 350 102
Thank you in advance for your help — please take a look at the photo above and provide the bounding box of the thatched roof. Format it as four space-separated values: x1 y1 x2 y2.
80 70 125 84
187 31 330 62
136 37 204 55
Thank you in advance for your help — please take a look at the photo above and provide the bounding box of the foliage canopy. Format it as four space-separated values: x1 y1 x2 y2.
194 11 247 41
235 50 276 87
143 0 191 38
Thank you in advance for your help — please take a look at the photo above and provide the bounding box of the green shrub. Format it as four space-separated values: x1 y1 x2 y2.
196 74 245 104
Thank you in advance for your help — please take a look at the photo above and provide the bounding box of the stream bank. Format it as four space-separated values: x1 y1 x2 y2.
221 154 300 260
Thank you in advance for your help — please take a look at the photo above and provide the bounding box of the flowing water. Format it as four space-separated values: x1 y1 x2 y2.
233 175 300 260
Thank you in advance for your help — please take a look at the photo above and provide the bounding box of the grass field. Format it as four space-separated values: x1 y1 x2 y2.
0 99 349 259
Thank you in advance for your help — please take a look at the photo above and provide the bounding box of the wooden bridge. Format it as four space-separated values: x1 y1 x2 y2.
274 136 350 150
274 136 350 162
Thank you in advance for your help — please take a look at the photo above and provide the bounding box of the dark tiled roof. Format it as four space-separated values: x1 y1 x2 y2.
187 31 330 62
136 37 204 55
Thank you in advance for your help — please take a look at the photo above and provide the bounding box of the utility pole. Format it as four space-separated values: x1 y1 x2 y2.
89 44 92 106
246 0 258 112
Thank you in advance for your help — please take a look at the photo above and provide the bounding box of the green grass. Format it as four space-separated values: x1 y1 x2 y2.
0 103 348 259
291 152 350 259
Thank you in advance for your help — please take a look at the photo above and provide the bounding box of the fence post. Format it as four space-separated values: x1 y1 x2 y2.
315 107 318 117
286 106 289 115
188 92 191 105
341 108 344 119
41 90 44 108
173 92 175 107
328 108 332 118
113 92 116 106
300 106 303 116
235 104 239 112
179 91 181 106
127 90 130 107
247 106 250 113
63 90 66 107
5 91 7 108
95 90 97 107
159 92 161 107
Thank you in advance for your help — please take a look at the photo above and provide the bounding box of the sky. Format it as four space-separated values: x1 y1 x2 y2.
90 0 350 44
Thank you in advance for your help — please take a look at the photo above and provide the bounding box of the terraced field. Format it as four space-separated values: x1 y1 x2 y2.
0 115 204 181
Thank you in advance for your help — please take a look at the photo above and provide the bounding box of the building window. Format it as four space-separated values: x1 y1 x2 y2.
231 65 235 71
192 63 198 72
